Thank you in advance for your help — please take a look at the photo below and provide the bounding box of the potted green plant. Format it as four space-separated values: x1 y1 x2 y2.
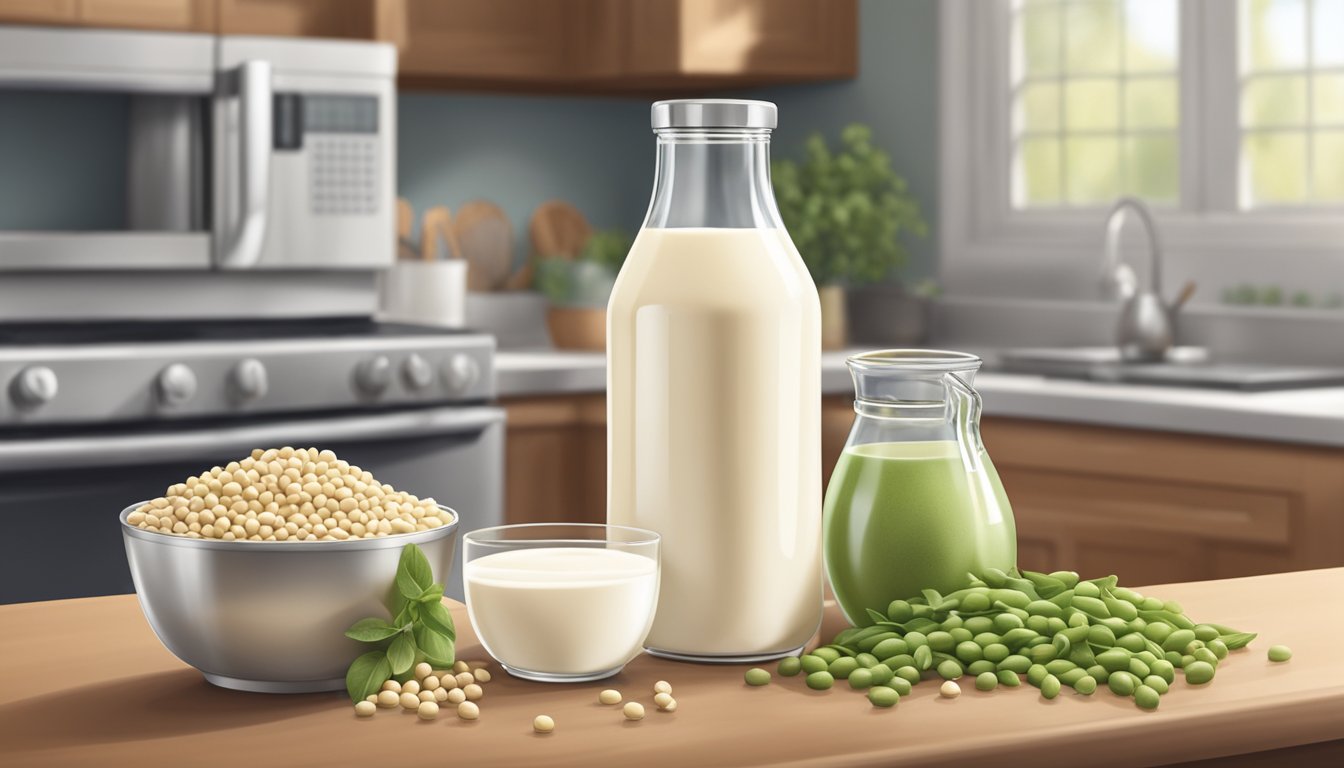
772 124 928 348
535 229 632 350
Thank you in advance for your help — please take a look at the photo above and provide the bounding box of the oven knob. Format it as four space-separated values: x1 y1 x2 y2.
10 366 58 408
443 354 480 395
402 353 434 391
231 358 269 402
355 355 393 397
157 363 197 406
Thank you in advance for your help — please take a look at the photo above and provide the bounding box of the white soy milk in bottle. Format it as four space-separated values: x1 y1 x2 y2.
607 100 822 661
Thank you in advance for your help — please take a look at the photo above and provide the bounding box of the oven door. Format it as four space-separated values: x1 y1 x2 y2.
0 405 504 604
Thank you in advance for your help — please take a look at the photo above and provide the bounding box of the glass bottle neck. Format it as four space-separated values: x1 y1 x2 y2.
642 128 784 230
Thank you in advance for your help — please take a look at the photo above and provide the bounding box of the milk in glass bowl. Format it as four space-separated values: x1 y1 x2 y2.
463 524 660 682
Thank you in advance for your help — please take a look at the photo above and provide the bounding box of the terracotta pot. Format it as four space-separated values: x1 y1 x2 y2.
547 306 607 351
818 284 848 350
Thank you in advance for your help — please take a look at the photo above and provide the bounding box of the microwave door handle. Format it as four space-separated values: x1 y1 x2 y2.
0 406 504 473
220 60 272 269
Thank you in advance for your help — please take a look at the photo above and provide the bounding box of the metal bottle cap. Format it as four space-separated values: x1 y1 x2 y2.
650 99 778 130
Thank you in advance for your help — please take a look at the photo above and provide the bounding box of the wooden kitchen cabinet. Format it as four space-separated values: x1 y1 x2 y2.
215 0 390 39
501 394 606 525
0 0 214 31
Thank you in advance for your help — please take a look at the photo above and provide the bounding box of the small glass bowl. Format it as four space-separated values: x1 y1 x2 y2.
463 523 660 683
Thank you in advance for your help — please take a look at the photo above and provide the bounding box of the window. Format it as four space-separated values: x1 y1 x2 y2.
1011 0 1180 207
1240 0 1344 205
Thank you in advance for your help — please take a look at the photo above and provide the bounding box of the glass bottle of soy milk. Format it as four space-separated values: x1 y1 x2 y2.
608 100 822 661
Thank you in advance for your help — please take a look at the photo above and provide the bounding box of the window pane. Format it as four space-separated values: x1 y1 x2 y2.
1243 131 1308 203
1016 2 1062 76
1240 0 1307 72
1124 135 1179 200
1016 137 1063 205
1065 79 1120 129
1125 77 1179 128
1065 136 1121 203
1314 73 1344 125
1314 131 1344 200
1313 0 1344 67
1241 76 1308 127
1016 82 1062 132
1065 0 1122 73
1123 0 1178 71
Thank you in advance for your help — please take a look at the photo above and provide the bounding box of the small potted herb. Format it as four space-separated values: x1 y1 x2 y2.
772 124 928 348
536 229 632 351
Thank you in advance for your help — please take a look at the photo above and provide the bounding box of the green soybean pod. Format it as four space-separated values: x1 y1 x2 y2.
1074 675 1098 695
868 685 900 708
998 655 1032 674
1113 587 1145 604
1026 600 1063 619
1164 651 1184 668
895 665 921 685
1140 596 1165 611
1194 624 1221 642
871 637 909 659
913 646 934 671
1061 625 1089 644
962 592 992 613
937 659 964 680
997 669 1021 687
975 672 997 691
1072 596 1110 618
868 663 895 685
1088 624 1117 647
829 657 859 679
800 654 828 674
1143 675 1170 694
1097 649 1130 673
1128 658 1151 679
1067 611 1090 630
1040 674 1062 699
1052 634 1071 657
1045 617 1069 636
848 668 874 690
1026 663 1049 687
857 632 896 653
1104 596 1138 621
778 657 803 677
1108 671 1137 697
983 643 1011 663
1268 645 1293 663
813 647 841 664
905 631 930 650
940 614 965 631
1150 659 1175 683
1135 650 1158 666
1185 660 1215 685
1001 628 1038 650
949 628 974 644
1162 599 1184 614
745 668 771 686
924 632 955 654
991 589 1032 609
1143 622 1172 644
806 671 835 690
1117 633 1147 653
972 632 1001 647
1162 629 1197 653
883 653 916 670
1058 668 1089 687
889 676 913 696
993 613 1026 633
1180 654 1196 669
1074 581 1101 599
1044 659 1077 675
1086 664 1109 683
887 600 914 622
1026 615 1051 634
855 652 880 669
955 641 984 663
1184 639 1206 653
1135 684 1160 710
964 617 996 635
1030 644 1058 665
967 660 996 676
1207 639 1229 660
1049 570 1081 589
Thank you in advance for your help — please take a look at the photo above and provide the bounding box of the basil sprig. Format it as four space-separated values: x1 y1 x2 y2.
344 543 457 702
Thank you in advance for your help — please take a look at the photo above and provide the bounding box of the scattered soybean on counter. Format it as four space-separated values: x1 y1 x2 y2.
770 568 1273 711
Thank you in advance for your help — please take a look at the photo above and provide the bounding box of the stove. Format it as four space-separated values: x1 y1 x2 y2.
0 318 495 428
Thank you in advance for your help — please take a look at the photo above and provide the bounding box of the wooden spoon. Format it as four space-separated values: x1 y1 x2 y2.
396 198 418 261
453 200 514 291
419 206 459 262
530 199 591 261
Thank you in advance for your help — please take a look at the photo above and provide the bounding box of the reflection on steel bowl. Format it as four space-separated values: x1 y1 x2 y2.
120 502 459 693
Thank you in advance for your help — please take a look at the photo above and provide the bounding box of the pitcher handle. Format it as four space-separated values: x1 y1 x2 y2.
943 371 987 474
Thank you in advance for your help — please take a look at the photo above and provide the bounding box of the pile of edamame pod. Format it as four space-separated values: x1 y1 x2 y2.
780 567 1264 711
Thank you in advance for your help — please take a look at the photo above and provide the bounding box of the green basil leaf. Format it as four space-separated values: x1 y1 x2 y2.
345 617 401 643
1220 631 1258 650
414 623 455 668
419 600 457 642
397 544 434 595
385 581 411 619
417 584 445 604
387 631 416 675
865 608 889 626
920 588 943 607
345 650 390 703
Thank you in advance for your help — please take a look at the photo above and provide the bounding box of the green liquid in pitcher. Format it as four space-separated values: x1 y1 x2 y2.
823 441 1017 626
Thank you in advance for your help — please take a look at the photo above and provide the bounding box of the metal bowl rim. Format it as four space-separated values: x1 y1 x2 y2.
120 501 459 552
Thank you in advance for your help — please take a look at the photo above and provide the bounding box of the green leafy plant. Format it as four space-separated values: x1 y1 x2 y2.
344 543 455 702
772 124 928 286
535 229 632 308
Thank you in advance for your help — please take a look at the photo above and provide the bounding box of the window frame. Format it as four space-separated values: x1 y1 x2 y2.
939 0 1344 299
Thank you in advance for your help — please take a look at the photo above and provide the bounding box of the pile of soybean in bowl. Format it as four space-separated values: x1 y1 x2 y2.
127 447 447 541
775 568 1275 711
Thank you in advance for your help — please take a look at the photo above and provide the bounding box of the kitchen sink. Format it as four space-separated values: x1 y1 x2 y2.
996 347 1344 391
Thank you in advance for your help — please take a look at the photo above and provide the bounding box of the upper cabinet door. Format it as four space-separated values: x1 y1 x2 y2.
0 0 80 24
0 0 215 31
216 0 377 38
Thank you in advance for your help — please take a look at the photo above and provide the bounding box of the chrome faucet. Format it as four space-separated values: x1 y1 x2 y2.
1102 197 1195 362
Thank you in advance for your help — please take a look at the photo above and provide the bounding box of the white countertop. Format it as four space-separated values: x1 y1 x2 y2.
496 349 1344 448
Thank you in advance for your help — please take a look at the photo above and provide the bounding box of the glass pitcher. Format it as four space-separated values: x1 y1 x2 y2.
822 349 1016 626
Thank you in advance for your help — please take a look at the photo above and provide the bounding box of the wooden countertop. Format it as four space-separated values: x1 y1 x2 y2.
3 569 1342 768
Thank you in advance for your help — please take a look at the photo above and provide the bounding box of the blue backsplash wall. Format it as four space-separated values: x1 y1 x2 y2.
397 0 940 278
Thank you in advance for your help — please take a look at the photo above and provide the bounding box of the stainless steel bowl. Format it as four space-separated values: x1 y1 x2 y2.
120 502 459 694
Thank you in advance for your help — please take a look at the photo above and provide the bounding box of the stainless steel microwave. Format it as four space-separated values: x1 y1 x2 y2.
0 26 395 280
